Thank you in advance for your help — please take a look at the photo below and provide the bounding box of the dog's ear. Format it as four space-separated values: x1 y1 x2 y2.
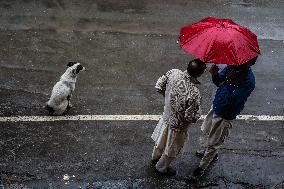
76 65 84 74
67 62 76 67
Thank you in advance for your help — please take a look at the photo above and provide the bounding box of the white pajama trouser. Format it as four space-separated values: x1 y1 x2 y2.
151 118 189 173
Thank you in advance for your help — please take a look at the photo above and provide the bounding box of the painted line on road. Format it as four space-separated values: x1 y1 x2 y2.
0 115 283 122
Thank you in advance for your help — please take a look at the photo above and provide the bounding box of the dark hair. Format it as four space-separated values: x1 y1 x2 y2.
247 56 258 66
232 56 258 71
187 59 206 77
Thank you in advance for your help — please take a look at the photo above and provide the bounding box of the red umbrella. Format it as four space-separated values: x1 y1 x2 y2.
180 17 260 65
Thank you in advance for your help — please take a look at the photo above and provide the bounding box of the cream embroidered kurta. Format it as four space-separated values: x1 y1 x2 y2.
156 69 201 130
151 69 202 157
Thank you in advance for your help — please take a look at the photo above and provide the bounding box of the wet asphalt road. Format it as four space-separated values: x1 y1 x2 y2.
0 0 284 188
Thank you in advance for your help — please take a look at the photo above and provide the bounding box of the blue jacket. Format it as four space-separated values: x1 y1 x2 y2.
212 66 255 120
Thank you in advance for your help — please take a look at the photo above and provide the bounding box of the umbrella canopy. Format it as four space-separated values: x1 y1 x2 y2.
180 17 260 65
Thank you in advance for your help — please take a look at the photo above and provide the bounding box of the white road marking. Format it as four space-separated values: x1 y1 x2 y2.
0 115 283 122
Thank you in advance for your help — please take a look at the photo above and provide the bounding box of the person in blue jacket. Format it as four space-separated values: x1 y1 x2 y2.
192 56 257 179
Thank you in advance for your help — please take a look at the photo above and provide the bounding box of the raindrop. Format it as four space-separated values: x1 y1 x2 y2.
271 136 279 142
271 50 274 53
267 101 271 104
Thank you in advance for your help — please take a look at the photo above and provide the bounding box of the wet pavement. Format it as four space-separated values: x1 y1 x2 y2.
0 0 284 188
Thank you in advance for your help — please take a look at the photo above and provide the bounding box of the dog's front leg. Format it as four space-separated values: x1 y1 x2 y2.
67 94 73 110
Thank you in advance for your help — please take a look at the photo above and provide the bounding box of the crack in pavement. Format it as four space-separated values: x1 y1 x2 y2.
220 147 284 157
0 87 49 97
0 176 270 189
196 176 266 188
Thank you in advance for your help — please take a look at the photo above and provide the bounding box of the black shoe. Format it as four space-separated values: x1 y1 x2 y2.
195 149 219 162
155 167 176 176
192 167 205 180
151 159 159 165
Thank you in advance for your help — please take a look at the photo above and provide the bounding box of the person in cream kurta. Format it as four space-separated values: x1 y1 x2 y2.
151 59 206 175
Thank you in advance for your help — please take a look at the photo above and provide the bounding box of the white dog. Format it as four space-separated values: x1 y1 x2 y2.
46 62 85 115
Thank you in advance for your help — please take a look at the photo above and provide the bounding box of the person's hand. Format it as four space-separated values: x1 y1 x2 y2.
209 65 219 75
